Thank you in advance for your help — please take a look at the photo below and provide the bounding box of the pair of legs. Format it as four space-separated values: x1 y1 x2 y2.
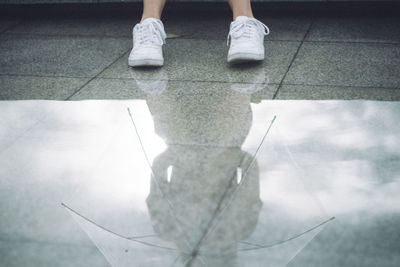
128 0 269 66
141 0 254 22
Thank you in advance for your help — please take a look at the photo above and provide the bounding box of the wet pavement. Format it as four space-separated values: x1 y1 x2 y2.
1 4 400 101
1 3 400 267
1 93 400 267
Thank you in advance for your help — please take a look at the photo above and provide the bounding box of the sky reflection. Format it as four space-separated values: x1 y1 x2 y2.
0 96 399 266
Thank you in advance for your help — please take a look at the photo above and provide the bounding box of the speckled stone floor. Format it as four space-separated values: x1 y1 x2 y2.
1 3 400 100
0 3 400 267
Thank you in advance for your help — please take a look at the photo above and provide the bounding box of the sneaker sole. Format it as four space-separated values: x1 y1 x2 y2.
128 58 164 67
227 52 264 63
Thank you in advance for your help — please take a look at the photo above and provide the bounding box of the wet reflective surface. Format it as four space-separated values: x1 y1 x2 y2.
1 77 399 266
2 4 400 265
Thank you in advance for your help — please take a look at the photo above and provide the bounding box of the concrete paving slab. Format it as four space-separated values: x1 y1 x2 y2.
70 76 277 100
276 84 400 100
71 78 148 99
0 34 130 78
284 42 400 88
101 39 300 84
307 16 400 43
0 75 89 100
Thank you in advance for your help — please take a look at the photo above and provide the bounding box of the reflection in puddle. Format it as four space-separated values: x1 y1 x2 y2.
1 76 399 266
61 79 333 267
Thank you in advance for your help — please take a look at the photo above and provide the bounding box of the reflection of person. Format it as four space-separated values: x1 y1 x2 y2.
144 86 262 266
128 0 270 67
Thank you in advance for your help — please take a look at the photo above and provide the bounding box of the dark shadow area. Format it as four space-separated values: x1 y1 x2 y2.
1 1 400 19
228 60 264 69
132 65 164 71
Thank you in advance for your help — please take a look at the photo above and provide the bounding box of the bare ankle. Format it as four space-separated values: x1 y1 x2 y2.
233 13 254 21
140 15 161 23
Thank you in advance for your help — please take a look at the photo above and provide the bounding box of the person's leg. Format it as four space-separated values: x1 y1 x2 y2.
227 0 254 21
226 0 270 63
128 0 167 67
141 0 166 22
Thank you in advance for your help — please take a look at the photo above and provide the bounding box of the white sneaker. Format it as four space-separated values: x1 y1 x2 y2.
128 18 167 67
227 16 270 63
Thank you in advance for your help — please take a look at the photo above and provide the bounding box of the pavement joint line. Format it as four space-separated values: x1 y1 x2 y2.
1 72 399 92
3 31 400 46
0 73 277 86
302 39 400 46
272 19 316 100
88 77 400 90
93 76 280 86
280 83 400 90
0 73 93 79
275 97 400 101
64 48 131 100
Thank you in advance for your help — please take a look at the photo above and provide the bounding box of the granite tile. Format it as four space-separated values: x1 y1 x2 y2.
0 34 130 77
70 78 147 99
307 17 400 43
276 84 400 100
101 39 300 84
71 77 277 100
0 75 89 100
284 42 400 88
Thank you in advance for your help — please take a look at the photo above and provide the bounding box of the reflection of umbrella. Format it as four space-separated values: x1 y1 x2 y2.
62 202 333 265
62 203 177 251
62 109 334 267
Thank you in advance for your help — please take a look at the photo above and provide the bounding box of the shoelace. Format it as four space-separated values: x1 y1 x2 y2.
227 18 270 46
135 19 167 46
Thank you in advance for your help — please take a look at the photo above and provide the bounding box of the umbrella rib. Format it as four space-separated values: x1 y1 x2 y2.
127 107 155 177
61 202 177 251
237 216 335 252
